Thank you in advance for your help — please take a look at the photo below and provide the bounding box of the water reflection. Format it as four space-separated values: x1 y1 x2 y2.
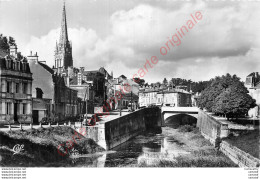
68 131 190 167
137 136 189 166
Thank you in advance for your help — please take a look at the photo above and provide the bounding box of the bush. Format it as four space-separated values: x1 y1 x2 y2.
178 125 194 133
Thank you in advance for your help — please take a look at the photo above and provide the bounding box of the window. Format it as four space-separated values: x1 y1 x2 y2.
6 103 12 114
23 83 27 94
17 62 20 71
36 88 43 98
22 103 27 114
6 82 12 93
15 83 19 93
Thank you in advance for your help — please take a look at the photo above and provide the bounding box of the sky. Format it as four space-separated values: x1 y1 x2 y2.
0 0 259 83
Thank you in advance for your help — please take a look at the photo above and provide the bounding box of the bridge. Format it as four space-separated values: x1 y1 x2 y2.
161 107 199 125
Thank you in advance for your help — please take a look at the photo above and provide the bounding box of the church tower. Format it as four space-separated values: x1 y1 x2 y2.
54 2 73 74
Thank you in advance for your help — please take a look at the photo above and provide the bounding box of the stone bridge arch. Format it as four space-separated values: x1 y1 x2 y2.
164 113 198 128
161 107 199 127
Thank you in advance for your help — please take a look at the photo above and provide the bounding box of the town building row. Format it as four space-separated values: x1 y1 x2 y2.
138 85 192 107
245 72 260 118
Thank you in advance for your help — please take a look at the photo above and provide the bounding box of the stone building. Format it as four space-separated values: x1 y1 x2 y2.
139 88 192 107
67 69 94 114
51 2 110 114
0 45 33 124
28 53 79 122
245 72 260 118
105 77 139 110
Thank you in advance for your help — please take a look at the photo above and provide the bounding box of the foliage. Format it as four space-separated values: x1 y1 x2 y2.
133 78 145 86
18 116 27 124
162 78 168 86
0 34 16 51
146 77 210 93
5 115 13 125
225 129 259 159
0 34 9 51
169 78 210 93
197 73 256 118
178 125 194 132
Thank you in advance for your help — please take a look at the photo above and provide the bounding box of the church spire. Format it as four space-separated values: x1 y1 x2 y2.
59 1 69 45
54 1 73 72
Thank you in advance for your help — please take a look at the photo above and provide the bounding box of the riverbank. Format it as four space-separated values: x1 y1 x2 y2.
138 126 237 167
0 126 104 167
224 129 259 159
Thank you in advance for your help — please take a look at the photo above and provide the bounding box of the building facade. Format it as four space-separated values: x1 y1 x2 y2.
0 45 33 124
245 72 260 118
139 88 192 107
28 53 79 123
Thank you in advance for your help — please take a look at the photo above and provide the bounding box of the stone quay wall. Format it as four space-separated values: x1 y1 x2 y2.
197 109 260 167
196 109 229 147
77 107 162 150
220 141 260 167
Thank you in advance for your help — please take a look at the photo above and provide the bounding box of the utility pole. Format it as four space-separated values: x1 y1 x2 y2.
120 99 122 116
131 91 133 111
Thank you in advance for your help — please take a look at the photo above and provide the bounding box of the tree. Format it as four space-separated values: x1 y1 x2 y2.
155 82 161 87
168 78 209 93
213 88 256 119
169 80 174 88
0 34 9 51
162 78 168 86
133 78 145 86
198 73 256 118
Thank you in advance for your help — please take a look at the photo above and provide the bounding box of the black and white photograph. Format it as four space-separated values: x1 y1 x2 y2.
0 0 259 178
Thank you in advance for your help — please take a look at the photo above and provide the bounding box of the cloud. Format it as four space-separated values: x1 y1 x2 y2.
21 1 260 82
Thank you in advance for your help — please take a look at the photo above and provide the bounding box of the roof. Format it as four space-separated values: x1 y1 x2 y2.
247 72 259 77
119 74 127 79
122 79 139 86
38 62 54 74
140 88 191 94
254 82 260 88
83 70 104 76
69 76 89 85
0 55 31 73
139 89 159 93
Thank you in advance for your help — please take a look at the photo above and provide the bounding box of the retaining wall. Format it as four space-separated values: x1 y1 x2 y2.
77 107 162 150
220 141 260 167
196 109 229 146
197 110 260 167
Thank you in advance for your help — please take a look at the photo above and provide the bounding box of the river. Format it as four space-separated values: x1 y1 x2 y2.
67 127 190 167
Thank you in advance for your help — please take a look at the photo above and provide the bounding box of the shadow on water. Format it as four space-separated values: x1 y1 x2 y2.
0 127 189 167
69 128 189 167
165 114 197 129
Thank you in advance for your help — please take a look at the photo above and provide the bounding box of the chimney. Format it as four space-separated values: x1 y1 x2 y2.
67 76 70 87
80 67 85 73
27 51 39 64
78 73 82 85
10 44 18 57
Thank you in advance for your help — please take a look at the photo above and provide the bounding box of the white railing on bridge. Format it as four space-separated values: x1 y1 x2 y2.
161 107 199 113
